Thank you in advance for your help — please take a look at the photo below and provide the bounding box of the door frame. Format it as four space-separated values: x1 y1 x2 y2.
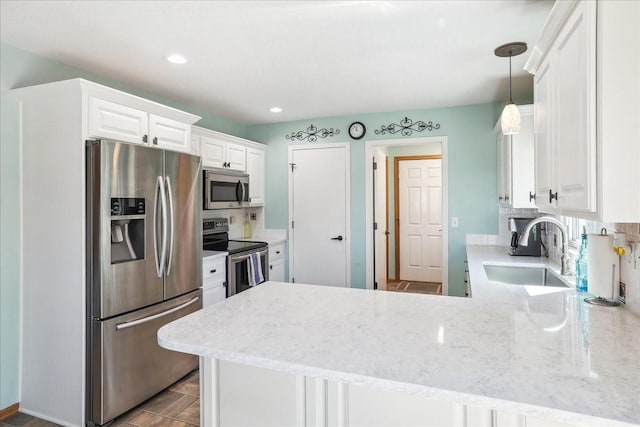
394 155 443 283
288 142 351 286
364 136 448 295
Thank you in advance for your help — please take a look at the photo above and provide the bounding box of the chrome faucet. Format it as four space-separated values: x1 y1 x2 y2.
518 216 570 275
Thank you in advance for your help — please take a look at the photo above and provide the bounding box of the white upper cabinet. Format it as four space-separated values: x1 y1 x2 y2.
148 114 192 153
200 135 226 168
193 126 266 206
246 147 266 206
225 142 247 171
85 84 199 153
87 97 148 144
194 127 248 171
526 0 640 222
496 105 535 209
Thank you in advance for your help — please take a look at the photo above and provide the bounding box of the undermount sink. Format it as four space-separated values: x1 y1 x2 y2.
483 264 568 288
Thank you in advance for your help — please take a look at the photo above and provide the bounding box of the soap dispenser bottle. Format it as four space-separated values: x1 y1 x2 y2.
575 227 588 292
242 213 252 238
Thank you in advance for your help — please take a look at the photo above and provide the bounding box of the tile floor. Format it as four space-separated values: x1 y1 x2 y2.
1 370 200 427
386 280 442 295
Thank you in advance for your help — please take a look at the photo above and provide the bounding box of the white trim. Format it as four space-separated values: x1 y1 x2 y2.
315 378 328 426
364 136 449 295
295 376 306 426
288 142 351 287
200 357 220 427
17 99 24 413
337 382 349 427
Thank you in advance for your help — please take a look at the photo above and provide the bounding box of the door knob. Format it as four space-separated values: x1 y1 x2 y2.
331 235 344 241
384 231 390 236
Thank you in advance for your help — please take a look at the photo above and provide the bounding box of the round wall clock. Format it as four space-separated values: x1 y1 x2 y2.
348 122 366 140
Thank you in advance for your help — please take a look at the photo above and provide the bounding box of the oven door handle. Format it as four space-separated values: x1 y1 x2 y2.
230 248 268 263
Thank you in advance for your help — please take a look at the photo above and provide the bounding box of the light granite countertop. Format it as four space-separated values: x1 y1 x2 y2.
202 250 227 260
233 228 286 246
159 246 640 427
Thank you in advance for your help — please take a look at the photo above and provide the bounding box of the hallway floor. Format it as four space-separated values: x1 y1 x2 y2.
386 280 442 295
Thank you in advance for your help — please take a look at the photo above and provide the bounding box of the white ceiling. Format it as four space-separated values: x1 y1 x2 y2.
0 1 554 125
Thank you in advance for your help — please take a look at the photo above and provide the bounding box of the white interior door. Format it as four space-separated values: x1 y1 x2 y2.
373 150 388 291
399 159 442 282
289 144 349 287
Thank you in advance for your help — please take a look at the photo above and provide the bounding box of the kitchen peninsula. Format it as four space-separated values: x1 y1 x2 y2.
158 278 640 427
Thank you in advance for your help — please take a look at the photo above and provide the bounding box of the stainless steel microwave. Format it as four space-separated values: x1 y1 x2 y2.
203 168 250 209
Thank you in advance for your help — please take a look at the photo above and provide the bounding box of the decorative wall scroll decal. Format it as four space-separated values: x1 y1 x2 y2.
285 124 340 142
374 117 440 136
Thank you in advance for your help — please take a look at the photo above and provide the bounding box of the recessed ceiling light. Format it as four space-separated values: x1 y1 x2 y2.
166 54 187 64
270 107 283 113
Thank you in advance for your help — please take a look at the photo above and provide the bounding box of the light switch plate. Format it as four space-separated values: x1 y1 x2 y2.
451 217 459 228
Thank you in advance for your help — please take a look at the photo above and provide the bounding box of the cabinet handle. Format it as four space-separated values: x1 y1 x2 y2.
270 265 273 270
209 269 216 274
142 134 148 143
498 195 503 201
276 251 280 254
529 192 536 202
549 189 558 203
153 136 158 145
505 194 510 202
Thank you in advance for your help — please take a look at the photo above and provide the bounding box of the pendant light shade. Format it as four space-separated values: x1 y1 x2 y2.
494 42 527 135
501 102 521 135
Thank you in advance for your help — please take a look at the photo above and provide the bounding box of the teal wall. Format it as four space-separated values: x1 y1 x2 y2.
245 103 503 292
0 43 245 410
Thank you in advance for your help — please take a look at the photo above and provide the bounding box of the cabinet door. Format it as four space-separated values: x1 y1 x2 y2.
87 96 148 144
200 135 226 168
269 258 286 282
246 147 266 205
226 142 246 171
553 0 596 213
510 109 536 208
498 134 512 206
533 58 555 211
148 114 191 153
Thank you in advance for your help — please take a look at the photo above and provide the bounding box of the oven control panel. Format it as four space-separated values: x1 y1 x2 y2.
203 217 229 234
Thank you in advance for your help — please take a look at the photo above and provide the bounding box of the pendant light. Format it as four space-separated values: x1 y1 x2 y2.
495 42 527 135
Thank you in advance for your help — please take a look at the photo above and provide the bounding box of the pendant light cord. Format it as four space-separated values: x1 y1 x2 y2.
508 53 513 103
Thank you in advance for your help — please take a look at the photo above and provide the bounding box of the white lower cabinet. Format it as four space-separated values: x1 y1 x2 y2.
202 255 226 307
204 361 579 427
268 242 286 282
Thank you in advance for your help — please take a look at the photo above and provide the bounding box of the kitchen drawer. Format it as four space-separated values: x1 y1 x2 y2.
203 256 226 282
269 243 285 261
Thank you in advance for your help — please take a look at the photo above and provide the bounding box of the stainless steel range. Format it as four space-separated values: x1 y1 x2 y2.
203 217 268 296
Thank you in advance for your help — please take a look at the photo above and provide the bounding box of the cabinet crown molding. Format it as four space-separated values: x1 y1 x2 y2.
524 0 580 74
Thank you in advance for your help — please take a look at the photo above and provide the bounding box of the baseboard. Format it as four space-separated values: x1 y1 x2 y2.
0 403 19 421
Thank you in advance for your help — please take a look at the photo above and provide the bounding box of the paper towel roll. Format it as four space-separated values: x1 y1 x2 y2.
587 233 615 298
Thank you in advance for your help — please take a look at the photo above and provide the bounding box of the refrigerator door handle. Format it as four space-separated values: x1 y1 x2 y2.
154 175 168 278
115 296 200 330
165 176 175 275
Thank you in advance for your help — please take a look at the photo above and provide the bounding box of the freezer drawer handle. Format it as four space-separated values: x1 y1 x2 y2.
115 297 200 330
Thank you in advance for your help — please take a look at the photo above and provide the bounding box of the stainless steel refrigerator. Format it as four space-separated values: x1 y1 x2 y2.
86 140 202 426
